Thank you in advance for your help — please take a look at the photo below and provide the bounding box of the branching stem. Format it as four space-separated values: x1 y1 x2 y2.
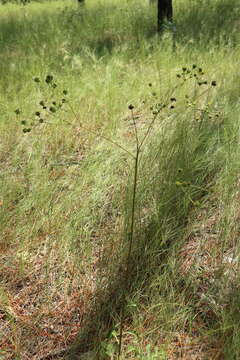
66 102 135 159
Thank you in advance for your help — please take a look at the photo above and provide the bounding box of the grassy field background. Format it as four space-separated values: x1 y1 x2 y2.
0 0 240 358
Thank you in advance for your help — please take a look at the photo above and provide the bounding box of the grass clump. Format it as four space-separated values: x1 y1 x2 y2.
0 0 240 359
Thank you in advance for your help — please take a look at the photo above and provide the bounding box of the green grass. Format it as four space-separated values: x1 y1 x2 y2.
0 0 240 358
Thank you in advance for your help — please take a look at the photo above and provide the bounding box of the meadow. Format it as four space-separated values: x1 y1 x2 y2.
0 0 240 358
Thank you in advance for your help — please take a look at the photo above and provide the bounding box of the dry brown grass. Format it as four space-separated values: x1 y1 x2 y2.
0 245 100 359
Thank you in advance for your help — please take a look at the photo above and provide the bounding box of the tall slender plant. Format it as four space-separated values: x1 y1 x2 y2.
16 67 217 358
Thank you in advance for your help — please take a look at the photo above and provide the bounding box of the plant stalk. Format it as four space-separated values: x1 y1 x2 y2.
118 145 139 359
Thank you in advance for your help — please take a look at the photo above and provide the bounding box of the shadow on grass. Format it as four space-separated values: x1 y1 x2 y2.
65 230 166 359
64 181 209 358
175 0 239 48
65 0 240 58
59 3 157 59
59 0 240 59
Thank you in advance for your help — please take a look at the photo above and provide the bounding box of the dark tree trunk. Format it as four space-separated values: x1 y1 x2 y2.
157 0 173 32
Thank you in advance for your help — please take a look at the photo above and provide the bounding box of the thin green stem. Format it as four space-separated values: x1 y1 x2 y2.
139 112 159 150
118 111 140 359
118 151 139 359
132 109 139 151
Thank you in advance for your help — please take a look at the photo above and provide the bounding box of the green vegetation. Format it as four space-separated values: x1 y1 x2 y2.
0 0 240 358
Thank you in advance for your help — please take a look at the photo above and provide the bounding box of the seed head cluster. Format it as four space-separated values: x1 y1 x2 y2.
17 75 69 133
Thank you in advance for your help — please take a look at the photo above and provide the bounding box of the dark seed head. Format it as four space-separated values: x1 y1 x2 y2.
33 77 40 83
35 111 40 117
15 109 21 115
128 104 134 110
52 101 57 106
192 64 197 69
21 120 26 125
39 101 45 106
39 118 44 123
211 81 217 86
170 97 176 102
45 75 53 84
49 107 56 113
23 128 31 133
63 90 68 95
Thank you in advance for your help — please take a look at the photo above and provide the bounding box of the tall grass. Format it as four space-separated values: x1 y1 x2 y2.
0 0 240 358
